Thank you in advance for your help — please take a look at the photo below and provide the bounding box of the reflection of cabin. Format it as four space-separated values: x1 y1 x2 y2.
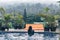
25 24 44 31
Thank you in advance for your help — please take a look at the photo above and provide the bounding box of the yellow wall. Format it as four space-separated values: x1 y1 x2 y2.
25 24 44 30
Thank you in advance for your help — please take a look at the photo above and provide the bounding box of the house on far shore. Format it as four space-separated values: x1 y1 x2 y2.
24 23 44 31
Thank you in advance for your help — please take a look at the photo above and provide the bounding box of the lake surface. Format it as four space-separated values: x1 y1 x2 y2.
0 33 59 40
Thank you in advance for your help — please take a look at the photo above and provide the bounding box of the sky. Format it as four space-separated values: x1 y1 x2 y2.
0 0 60 4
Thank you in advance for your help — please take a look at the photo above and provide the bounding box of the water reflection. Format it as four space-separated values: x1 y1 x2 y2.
0 33 59 40
44 33 59 40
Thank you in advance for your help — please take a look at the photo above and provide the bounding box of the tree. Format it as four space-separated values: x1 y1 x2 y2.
38 14 55 22
44 7 50 14
13 14 25 29
54 15 60 20
0 7 5 18
4 14 11 21
3 14 12 30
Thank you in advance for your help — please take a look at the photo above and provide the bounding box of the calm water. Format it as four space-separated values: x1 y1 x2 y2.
0 33 59 40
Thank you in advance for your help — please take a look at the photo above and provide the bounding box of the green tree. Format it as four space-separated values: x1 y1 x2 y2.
4 14 12 29
54 15 60 20
4 14 11 21
38 14 55 22
0 7 5 17
44 7 50 14
13 14 25 29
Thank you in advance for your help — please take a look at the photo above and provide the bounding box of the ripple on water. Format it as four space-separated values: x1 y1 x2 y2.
0 33 59 40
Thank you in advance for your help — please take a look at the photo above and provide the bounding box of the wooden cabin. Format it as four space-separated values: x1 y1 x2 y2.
24 24 44 31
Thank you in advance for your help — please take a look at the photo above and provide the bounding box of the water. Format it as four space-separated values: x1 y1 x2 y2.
0 33 59 40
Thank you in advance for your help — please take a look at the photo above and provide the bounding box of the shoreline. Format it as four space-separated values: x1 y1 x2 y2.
0 29 59 34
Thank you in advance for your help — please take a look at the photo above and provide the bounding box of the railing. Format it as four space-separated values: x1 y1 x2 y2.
0 31 60 34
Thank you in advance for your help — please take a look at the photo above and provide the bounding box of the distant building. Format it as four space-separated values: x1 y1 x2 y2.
25 24 44 31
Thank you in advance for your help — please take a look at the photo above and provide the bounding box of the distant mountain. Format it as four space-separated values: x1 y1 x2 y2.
0 3 60 15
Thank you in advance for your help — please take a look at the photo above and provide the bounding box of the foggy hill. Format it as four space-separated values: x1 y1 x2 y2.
0 3 60 15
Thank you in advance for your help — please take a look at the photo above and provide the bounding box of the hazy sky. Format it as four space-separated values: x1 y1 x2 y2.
0 0 60 4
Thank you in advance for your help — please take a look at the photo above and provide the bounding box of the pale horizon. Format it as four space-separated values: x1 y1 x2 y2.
0 0 60 4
